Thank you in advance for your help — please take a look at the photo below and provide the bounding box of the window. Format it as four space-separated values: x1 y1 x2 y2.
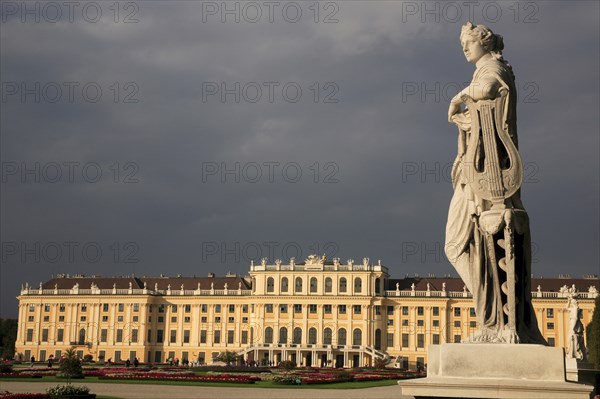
338 305 346 314
309 304 317 314
469 308 476 317
28 304 35 311
375 305 381 315
214 330 221 344
469 321 477 328
57 329 64 342
375 277 381 294
27 316 34 322
294 304 302 313
433 320 440 327
59 316 64 322
44 316 49 322
200 330 207 344
116 329 123 342
133 304 140 312
158 304 165 313
265 304 273 313
78 329 86 344
547 337 555 346
228 304 235 313
339 278 347 293
267 277 274 293
387 306 394 315
433 307 439 316
387 333 394 347
215 317 221 323
171 317 177 323
157 330 163 343
265 327 273 344
352 329 362 346
454 334 461 343
325 277 332 293
353 305 361 315
279 327 288 344
323 328 332 345
295 277 303 292
417 306 424 316
417 320 424 326
293 327 302 345
80 304 87 312
417 334 424 348
546 308 554 318
308 327 317 344
338 328 347 346
100 329 107 342
201 304 207 313
402 319 409 326
402 333 409 347
171 305 178 312
402 306 409 316
241 330 248 344
118 316 124 322
279 304 288 313
324 305 332 314
133 316 139 322
131 329 138 343
44 304 50 312
147 330 152 342
42 329 48 342
215 304 221 313
387 319 394 326
228 317 235 323
242 317 248 323
375 329 381 350
454 308 461 317
547 322 555 330
158 316 164 323
433 333 440 344
59 304 65 312
354 277 362 293
281 277 288 292
242 304 248 313
118 304 124 312
454 321 461 328
201 316 207 323
310 277 318 293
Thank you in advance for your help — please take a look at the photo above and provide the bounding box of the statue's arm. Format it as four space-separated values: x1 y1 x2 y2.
448 76 501 123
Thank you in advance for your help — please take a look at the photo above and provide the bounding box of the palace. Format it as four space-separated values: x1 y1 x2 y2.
15 256 599 369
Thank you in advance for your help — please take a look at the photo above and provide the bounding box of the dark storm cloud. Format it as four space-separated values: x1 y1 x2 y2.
1 1 598 316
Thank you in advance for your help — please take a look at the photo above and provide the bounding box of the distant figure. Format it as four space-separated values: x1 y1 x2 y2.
107 357 112 366
133 357 139 367
125 358 131 367
30 356 35 367
48 355 53 368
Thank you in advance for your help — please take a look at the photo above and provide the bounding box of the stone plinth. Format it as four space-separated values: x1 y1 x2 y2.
398 344 594 399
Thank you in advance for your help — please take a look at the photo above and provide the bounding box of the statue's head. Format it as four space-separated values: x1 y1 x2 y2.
460 22 504 64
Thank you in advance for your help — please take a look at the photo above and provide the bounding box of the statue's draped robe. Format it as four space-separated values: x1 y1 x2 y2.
445 58 545 344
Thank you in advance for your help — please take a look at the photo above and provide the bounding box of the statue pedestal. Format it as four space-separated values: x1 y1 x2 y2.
398 344 594 399
566 357 597 384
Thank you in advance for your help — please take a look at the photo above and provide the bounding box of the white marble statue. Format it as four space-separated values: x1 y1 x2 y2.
566 291 586 361
445 22 544 344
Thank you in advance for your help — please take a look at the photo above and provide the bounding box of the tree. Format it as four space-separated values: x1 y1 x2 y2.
59 347 83 382
586 296 600 369
0 319 17 359
215 350 239 366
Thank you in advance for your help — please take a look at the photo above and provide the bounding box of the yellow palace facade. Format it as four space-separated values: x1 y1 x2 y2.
15 257 599 369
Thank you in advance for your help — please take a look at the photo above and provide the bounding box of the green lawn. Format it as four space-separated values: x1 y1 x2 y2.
0 376 399 389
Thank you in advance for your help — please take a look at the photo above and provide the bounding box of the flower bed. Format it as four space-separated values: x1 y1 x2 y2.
0 373 43 378
98 373 258 384
0 392 50 399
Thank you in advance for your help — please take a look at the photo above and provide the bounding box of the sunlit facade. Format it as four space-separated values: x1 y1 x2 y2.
15 257 599 369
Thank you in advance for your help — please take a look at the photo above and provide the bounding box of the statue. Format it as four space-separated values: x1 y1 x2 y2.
446 22 544 344
566 291 586 360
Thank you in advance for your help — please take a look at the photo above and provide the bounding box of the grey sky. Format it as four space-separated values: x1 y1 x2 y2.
1 1 599 317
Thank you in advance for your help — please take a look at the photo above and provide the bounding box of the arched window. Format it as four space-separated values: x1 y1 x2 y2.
325 277 332 293
295 277 303 293
279 327 288 344
375 278 381 295
308 327 317 345
266 277 274 293
293 327 302 345
323 328 332 345
354 277 362 293
352 328 362 346
339 277 347 293
310 277 318 293
250 328 254 345
281 277 289 292
375 329 382 350
338 328 347 346
265 327 273 344
78 328 86 344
